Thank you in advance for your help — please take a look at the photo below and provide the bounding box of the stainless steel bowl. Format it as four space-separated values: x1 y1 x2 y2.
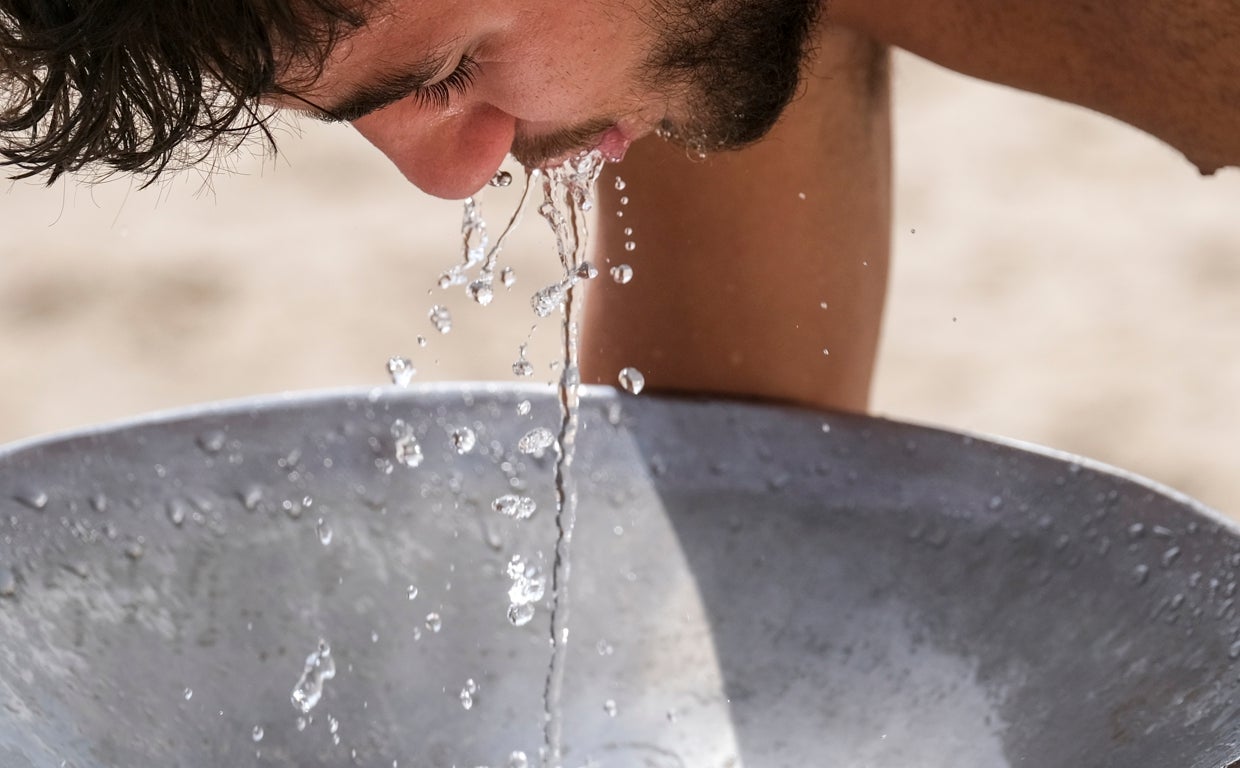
0 385 1237 767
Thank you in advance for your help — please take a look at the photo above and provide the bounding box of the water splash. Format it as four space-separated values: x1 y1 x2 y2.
441 173 537 306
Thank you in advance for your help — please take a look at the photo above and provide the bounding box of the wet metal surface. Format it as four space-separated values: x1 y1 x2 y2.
0 385 1238 767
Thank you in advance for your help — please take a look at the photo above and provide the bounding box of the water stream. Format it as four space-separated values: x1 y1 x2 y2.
533 151 607 768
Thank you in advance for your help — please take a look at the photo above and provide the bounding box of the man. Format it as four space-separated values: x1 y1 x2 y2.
1 0 1236 413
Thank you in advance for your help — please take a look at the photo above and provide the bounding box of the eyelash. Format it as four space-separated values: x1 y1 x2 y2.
411 56 480 110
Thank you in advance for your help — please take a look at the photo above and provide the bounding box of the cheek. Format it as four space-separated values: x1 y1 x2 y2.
478 43 620 122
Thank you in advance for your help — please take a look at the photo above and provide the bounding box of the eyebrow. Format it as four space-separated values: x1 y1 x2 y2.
310 50 453 123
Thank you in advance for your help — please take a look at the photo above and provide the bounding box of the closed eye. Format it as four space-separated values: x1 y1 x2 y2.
410 56 480 110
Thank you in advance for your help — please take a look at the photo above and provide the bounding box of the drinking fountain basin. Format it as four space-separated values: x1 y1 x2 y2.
0 384 1237 767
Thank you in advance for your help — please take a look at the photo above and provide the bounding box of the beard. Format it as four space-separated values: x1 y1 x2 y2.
642 0 822 153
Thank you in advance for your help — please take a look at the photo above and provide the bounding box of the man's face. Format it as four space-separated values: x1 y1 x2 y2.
282 0 817 199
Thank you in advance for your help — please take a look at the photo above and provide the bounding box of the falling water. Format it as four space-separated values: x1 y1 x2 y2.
534 150 607 768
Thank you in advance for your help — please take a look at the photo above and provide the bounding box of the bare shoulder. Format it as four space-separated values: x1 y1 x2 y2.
827 0 1240 174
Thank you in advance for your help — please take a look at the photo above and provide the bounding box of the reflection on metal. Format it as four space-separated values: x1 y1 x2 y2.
0 385 1237 767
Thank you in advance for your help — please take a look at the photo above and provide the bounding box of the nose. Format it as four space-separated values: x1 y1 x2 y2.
351 100 516 200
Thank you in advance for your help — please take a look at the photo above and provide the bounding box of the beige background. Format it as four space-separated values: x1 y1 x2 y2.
1 53 1238 514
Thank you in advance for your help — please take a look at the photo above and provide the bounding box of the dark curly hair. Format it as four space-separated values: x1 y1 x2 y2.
0 0 367 184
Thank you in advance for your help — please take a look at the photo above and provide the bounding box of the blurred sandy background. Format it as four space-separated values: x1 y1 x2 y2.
1 53 1237 514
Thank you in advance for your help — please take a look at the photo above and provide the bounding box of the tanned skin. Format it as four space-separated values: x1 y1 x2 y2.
583 0 1239 412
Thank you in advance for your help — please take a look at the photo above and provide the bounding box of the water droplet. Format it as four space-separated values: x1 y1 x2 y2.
124 538 145 560
603 699 618 717
425 612 442 633
506 556 547 609
252 725 264 742
610 264 633 284
386 357 415 387
508 603 536 626
451 426 477 454
1128 523 1146 539
575 262 598 280
391 420 424 468
820 301 829 309
429 305 452 334
623 241 636 252
822 348 830 356
517 400 532 416
460 678 478 710
238 485 263 512
619 195 629 206
489 170 513 187
513 344 535 377
467 279 494 306
1162 546 1181 566
1230 640 1240 660
501 267 517 287
617 367 645 395
596 639 614 656
531 283 565 318
183 687 193 701
290 639 336 714
613 176 626 191
15 489 48 511
518 427 555 455
197 430 226 454
1132 564 1150 586
316 518 333 546
492 494 537 520
295 716 307 732
508 751 529 768
512 358 535 377
406 584 419 601
416 335 428 348
166 498 189 527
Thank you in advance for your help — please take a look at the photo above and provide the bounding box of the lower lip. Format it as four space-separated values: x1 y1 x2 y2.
595 126 631 163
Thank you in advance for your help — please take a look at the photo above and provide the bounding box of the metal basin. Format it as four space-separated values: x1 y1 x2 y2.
0 385 1237 767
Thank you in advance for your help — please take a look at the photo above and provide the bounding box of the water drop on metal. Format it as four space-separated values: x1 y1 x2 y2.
0 567 16 597
460 678 478 710
451 426 477 455
290 639 336 714
14 489 48 511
